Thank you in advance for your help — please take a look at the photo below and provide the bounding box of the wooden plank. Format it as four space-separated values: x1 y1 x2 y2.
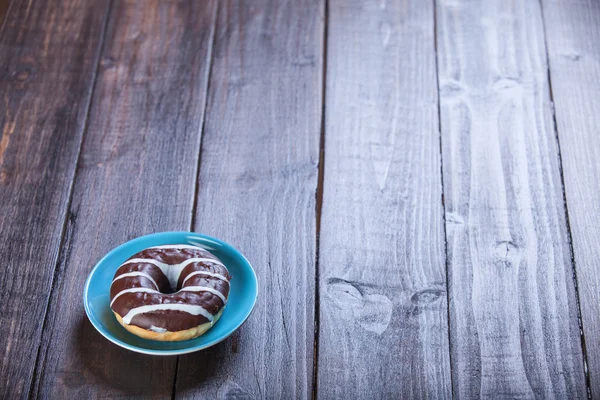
436 0 587 397
29 1 217 398
0 0 110 397
0 0 11 29
541 0 600 394
174 0 323 398
317 0 452 398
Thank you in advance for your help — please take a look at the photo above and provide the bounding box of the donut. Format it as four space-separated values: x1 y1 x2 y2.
109 244 231 341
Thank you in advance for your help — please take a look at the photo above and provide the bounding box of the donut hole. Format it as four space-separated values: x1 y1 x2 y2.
161 285 177 295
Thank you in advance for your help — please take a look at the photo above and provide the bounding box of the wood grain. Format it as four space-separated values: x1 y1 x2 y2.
317 0 451 398
0 0 11 30
29 1 217 398
0 0 110 397
541 0 600 394
436 0 587 397
174 0 323 398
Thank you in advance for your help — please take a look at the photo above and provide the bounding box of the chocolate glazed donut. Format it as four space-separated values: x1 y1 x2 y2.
110 245 231 341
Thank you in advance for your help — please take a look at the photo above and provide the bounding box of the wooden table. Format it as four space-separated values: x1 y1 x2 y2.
1 0 599 398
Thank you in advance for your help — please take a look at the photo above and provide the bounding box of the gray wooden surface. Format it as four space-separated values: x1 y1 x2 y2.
0 0 110 396
1 0 599 398
437 0 587 397
542 0 600 396
318 0 451 398
30 1 216 397
176 0 323 398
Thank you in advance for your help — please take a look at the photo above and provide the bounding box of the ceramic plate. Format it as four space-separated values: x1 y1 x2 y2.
83 231 258 355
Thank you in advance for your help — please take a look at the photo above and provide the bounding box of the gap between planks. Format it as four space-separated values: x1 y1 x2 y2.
432 0 456 397
312 0 329 398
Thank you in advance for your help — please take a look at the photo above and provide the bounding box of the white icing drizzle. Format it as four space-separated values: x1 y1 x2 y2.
121 304 214 325
149 325 167 333
182 270 230 286
122 257 225 290
112 272 159 290
110 287 159 307
178 286 227 303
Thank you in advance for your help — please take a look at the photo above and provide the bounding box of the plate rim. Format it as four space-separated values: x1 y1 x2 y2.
83 231 258 356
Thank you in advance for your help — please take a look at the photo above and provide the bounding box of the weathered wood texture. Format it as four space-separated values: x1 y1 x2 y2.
29 1 217 398
317 0 451 398
174 0 323 398
0 0 110 397
541 0 600 394
437 0 587 397
0 0 11 29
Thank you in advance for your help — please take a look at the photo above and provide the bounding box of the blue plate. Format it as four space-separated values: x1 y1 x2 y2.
83 232 258 355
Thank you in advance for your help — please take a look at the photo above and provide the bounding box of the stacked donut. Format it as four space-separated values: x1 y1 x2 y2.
110 245 231 341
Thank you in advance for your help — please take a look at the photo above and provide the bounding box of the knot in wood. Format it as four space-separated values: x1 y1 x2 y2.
411 287 444 305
